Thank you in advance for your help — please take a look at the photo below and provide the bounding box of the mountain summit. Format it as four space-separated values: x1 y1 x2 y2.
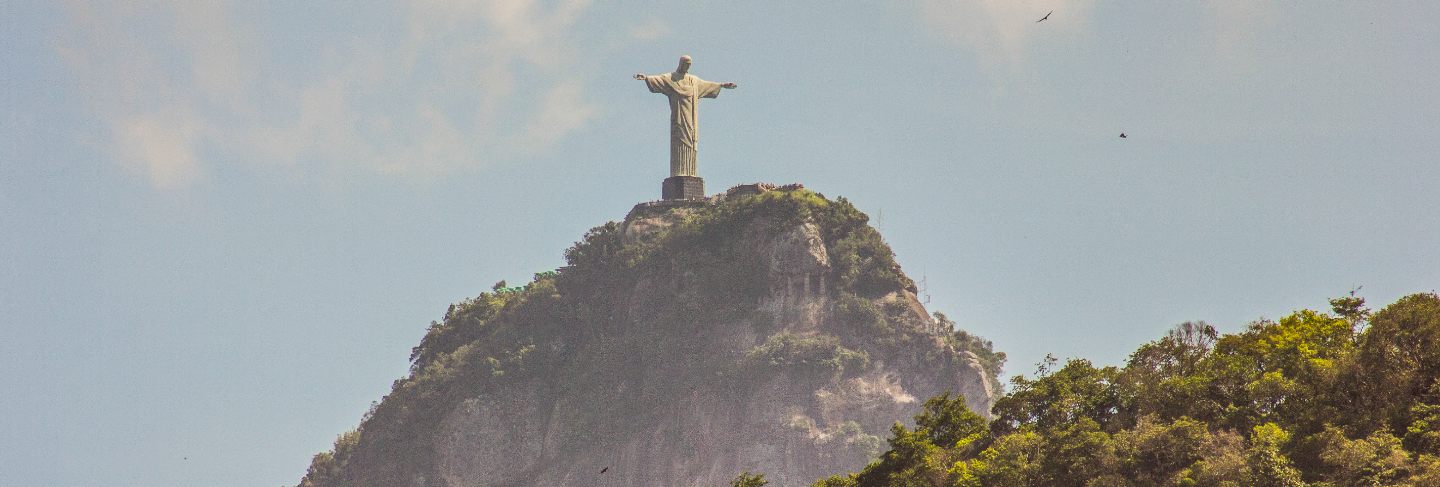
296 185 1003 487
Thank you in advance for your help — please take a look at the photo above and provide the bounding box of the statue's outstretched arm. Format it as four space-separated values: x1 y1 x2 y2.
722 82 737 89
634 73 647 80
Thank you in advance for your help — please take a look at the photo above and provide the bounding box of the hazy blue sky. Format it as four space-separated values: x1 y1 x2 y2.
3 1 1437 485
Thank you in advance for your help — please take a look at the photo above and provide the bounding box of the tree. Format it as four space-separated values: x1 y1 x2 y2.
914 392 989 450
1355 293 1440 433
730 471 768 487
1114 415 1211 484
852 423 943 486
1246 423 1304 487
1328 289 1370 329
992 359 1123 434
1122 322 1221 425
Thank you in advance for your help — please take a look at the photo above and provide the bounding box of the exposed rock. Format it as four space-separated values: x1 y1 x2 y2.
435 386 545 485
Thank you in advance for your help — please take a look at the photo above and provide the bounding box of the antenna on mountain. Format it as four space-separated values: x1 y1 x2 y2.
919 274 931 305
875 207 884 232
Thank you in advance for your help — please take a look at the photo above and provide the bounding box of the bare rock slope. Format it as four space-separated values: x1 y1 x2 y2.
297 186 1003 487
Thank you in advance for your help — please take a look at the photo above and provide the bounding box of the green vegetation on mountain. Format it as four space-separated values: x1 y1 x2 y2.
811 292 1440 486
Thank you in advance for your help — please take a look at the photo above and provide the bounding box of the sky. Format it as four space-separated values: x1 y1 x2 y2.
2 1 1437 485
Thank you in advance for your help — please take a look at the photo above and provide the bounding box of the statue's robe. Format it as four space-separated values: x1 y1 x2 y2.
643 72 723 177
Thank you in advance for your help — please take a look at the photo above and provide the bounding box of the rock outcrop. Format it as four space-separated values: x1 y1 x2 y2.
297 186 1002 487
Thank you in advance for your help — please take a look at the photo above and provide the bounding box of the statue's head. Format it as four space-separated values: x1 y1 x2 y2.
677 55 692 74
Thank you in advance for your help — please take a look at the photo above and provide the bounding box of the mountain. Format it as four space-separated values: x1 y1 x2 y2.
295 185 1003 487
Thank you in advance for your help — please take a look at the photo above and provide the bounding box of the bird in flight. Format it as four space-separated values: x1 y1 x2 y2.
600 467 609 474
1037 10 1052 23
1119 133 1127 138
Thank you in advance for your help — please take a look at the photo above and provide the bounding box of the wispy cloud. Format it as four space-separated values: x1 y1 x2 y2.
55 0 606 190
518 80 598 153
627 18 672 41
116 112 202 189
54 2 211 188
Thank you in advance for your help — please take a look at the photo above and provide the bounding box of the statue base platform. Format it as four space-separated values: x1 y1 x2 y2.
662 176 705 200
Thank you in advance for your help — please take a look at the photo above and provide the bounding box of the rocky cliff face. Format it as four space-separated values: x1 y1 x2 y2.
297 186 1002 487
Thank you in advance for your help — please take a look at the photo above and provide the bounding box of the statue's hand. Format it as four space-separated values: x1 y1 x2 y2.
634 73 646 80
721 82 737 89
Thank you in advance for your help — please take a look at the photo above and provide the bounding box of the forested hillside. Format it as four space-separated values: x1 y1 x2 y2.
811 292 1440 486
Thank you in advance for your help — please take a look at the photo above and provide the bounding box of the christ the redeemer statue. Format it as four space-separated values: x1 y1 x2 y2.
635 55 737 200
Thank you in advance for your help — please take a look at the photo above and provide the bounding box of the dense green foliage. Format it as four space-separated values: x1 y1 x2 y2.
810 292 1440 486
743 332 871 378
731 471 770 487
296 188 1002 487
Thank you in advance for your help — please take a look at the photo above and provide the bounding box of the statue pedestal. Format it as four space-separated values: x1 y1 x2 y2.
662 176 705 200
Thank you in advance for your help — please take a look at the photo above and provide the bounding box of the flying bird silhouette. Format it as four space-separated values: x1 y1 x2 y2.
1119 133 1127 138
1037 10 1052 23
600 467 609 474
